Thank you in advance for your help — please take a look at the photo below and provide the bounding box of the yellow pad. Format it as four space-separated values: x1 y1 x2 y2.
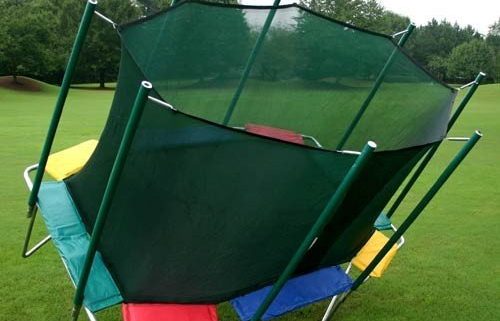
352 231 398 278
45 140 98 180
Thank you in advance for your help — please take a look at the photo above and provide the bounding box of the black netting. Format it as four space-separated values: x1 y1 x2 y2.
65 1 453 303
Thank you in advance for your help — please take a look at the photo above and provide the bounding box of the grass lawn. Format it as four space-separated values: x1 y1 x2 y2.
0 80 498 321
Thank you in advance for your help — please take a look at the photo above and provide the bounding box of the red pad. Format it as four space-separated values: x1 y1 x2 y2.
122 303 218 321
245 124 304 145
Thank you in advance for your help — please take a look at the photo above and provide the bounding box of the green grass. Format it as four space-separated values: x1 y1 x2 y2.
0 81 498 321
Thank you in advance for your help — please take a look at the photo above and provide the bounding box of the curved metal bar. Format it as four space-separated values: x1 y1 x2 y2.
22 163 53 258
301 134 323 148
23 164 39 191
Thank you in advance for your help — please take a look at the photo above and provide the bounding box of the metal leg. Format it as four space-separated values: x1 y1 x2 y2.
22 206 52 258
322 292 348 321
84 307 98 321
249 142 377 321
321 261 352 321
60 259 99 321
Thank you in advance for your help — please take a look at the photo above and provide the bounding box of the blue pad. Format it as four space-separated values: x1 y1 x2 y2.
230 266 352 321
374 212 393 231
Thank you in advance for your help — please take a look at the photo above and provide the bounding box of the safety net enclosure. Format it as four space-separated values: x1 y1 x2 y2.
58 0 457 305
119 0 455 151
25 0 471 314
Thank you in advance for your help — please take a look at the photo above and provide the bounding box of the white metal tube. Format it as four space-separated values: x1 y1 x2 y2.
148 96 177 111
94 11 117 29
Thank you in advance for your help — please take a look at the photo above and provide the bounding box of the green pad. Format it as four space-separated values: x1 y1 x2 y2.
37 181 122 312
374 213 393 231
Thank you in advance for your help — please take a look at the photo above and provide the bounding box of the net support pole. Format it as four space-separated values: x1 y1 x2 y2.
385 71 485 218
350 131 481 292
71 81 152 321
27 0 97 218
249 141 377 321
222 0 281 125
336 23 415 150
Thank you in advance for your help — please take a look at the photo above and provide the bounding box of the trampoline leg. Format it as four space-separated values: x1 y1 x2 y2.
385 72 486 219
72 81 152 321
351 131 482 291
84 307 98 321
22 206 52 258
223 0 282 125
322 292 348 321
26 0 97 217
249 141 377 321
336 23 415 150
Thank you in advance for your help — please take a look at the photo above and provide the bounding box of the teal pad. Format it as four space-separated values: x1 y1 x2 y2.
37 181 122 312
374 213 393 231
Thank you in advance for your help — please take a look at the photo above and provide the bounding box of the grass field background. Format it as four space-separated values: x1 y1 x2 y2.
0 79 498 320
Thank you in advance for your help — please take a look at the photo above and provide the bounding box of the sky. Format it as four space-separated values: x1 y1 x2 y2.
240 0 500 35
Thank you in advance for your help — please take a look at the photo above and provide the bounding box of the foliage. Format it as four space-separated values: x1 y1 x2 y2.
152 3 250 82
134 0 173 15
300 0 383 29
0 0 60 83
446 39 496 82
486 19 500 81
299 0 410 34
0 0 497 84
56 0 141 88
406 19 482 68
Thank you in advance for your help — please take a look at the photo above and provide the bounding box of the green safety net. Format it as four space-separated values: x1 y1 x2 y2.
64 1 455 305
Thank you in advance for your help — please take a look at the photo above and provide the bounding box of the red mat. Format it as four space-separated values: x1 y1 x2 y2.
122 303 218 321
245 124 304 145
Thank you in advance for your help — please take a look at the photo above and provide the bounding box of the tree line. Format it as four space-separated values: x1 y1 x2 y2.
0 0 498 86
301 0 499 83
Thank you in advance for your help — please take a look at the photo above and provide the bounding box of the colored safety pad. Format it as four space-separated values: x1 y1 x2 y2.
230 266 352 321
37 181 122 312
45 139 98 180
352 231 398 278
122 304 218 321
374 212 393 231
245 124 304 145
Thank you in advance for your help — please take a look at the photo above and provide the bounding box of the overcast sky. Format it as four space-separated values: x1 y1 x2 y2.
240 0 500 35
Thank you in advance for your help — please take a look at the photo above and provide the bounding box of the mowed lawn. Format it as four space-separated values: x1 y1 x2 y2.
0 80 498 321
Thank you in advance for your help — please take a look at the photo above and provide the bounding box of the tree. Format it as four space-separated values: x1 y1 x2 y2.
134 0 172 15
446 39 496 82
486 18 500 82
406 19 481 68
376 10 410 35
300 0 385 31
150 1 250 83
0 0 60 83
56 0 141 88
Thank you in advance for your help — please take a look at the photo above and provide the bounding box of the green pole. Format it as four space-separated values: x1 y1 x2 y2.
336 23 415 150
447 72 486 131
71 81 152 321
27 0 97 217
351 130 482 291
250 141 377 321
385 72 485 218
222 0 281 126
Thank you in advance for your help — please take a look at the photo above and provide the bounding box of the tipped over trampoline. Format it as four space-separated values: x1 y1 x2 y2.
21 1 484 321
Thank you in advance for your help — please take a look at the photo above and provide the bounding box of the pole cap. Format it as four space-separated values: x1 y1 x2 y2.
141 81 153 89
